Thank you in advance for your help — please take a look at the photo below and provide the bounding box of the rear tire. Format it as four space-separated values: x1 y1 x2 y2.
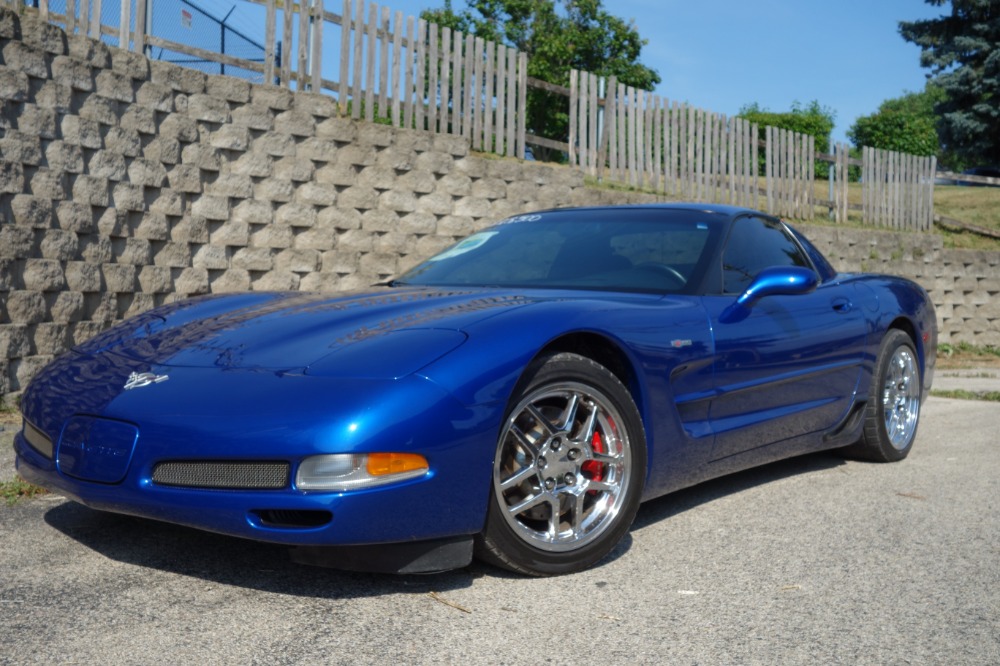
843 329 921 462
476 352 646 576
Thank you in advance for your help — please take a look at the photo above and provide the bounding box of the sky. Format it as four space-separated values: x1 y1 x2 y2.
200 0 946 146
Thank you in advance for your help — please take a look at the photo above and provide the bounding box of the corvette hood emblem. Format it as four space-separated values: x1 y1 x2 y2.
124 371 169 390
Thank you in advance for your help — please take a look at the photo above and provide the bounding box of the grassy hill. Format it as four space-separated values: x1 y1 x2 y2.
808 181 1000 250
590 176 1000 251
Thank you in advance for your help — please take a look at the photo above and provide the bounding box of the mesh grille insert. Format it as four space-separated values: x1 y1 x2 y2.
152 461 290 490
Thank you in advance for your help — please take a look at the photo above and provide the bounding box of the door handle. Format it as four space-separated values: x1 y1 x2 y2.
831 297 852 313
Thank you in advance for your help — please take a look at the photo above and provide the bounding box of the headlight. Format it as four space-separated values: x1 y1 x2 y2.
296 453 429 491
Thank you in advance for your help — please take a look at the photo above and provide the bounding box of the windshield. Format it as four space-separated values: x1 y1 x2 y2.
396 208 724 294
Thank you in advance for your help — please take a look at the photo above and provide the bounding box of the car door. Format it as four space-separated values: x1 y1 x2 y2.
703 216 867 461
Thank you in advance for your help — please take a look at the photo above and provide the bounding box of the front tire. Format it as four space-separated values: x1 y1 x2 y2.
845 329 922 462
476 353 646 576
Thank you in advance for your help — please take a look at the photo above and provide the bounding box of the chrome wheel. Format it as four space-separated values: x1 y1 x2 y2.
494 381 633 552
479 353 645 575
882 345 920 450
844 329 922 463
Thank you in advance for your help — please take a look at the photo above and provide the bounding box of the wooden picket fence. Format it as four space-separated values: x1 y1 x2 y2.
570 70 938 229
21 0 138 50
19 0 939 230
764 126 815 220
23 0 531 158
831 143 851 224
861 147 937 231
571 74 812 218
303 0 529 158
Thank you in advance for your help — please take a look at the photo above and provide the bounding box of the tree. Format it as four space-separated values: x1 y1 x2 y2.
900 0 1000 167
421 0 660 161
847 84 944 158
737 100 836 177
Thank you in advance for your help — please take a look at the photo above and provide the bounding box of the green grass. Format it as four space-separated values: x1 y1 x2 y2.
0 405 46 506
939 341 1000 357
814 180 1000 250
930 389 1000 402
939 371 999 379
932 183 1000 233
937 342 1000 370
586 174 1000 249
1 477 48 506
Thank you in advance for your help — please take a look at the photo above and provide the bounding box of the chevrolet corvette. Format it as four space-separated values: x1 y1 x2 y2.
14 204 936 575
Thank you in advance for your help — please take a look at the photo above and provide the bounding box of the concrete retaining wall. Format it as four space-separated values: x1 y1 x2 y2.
0 9 997 401
801 226 999 348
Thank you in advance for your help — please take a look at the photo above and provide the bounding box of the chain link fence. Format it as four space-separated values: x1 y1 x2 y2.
25 0 268 84
147 0 266 82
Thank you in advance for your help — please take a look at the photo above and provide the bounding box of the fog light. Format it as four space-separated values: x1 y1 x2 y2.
296 453 428 491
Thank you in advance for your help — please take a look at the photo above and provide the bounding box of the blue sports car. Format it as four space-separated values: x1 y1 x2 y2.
14 204 936 575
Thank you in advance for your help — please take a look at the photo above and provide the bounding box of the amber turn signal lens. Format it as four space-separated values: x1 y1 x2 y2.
297 453 429 491
366 452 429 476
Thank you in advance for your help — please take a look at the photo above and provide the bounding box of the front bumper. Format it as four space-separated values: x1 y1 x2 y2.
15 427 485 549
15 360 500 549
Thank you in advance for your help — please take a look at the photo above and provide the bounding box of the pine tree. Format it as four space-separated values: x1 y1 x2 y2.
900 0 1000 167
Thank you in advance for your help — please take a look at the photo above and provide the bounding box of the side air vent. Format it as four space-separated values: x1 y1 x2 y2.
823 401 868 442
152 461 290 490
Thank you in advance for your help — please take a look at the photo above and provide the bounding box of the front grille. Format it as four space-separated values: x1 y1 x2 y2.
152 461 290 490
22 420 53 459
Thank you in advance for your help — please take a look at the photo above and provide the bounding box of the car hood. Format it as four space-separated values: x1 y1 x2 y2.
76 288 533 371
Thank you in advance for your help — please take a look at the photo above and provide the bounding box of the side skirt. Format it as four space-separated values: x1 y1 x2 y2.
643 398 869 502
698 399 868 482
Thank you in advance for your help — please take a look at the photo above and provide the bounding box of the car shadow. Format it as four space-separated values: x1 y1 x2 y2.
41 450 846 592
42 503 482 598
632 449 847 530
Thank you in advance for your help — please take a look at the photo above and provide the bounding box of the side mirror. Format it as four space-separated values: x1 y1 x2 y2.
721 266 818 323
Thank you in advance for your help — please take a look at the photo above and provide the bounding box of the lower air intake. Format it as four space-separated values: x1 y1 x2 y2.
255 510 333 528
152 461 290 490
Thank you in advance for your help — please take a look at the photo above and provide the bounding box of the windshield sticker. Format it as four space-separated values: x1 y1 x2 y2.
697 223 708 230
498 214 543 225
430 231 498 261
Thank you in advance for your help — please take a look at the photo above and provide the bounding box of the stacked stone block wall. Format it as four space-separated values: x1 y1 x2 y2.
0 9 670 399
0 9 997 402
800 225 1000 346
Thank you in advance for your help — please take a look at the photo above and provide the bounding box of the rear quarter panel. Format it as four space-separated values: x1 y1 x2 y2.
848 273 937 399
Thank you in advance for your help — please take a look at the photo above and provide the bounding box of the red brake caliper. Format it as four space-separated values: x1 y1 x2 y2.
581 429 605 485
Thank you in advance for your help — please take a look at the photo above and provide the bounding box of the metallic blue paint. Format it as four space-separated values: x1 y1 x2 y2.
14 204 937 563
720 266 819 323
736 266 819 306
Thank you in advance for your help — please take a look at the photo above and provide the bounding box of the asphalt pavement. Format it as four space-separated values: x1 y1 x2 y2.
1 394 997 665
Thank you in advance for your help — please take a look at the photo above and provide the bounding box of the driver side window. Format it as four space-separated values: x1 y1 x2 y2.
722 216 811 294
